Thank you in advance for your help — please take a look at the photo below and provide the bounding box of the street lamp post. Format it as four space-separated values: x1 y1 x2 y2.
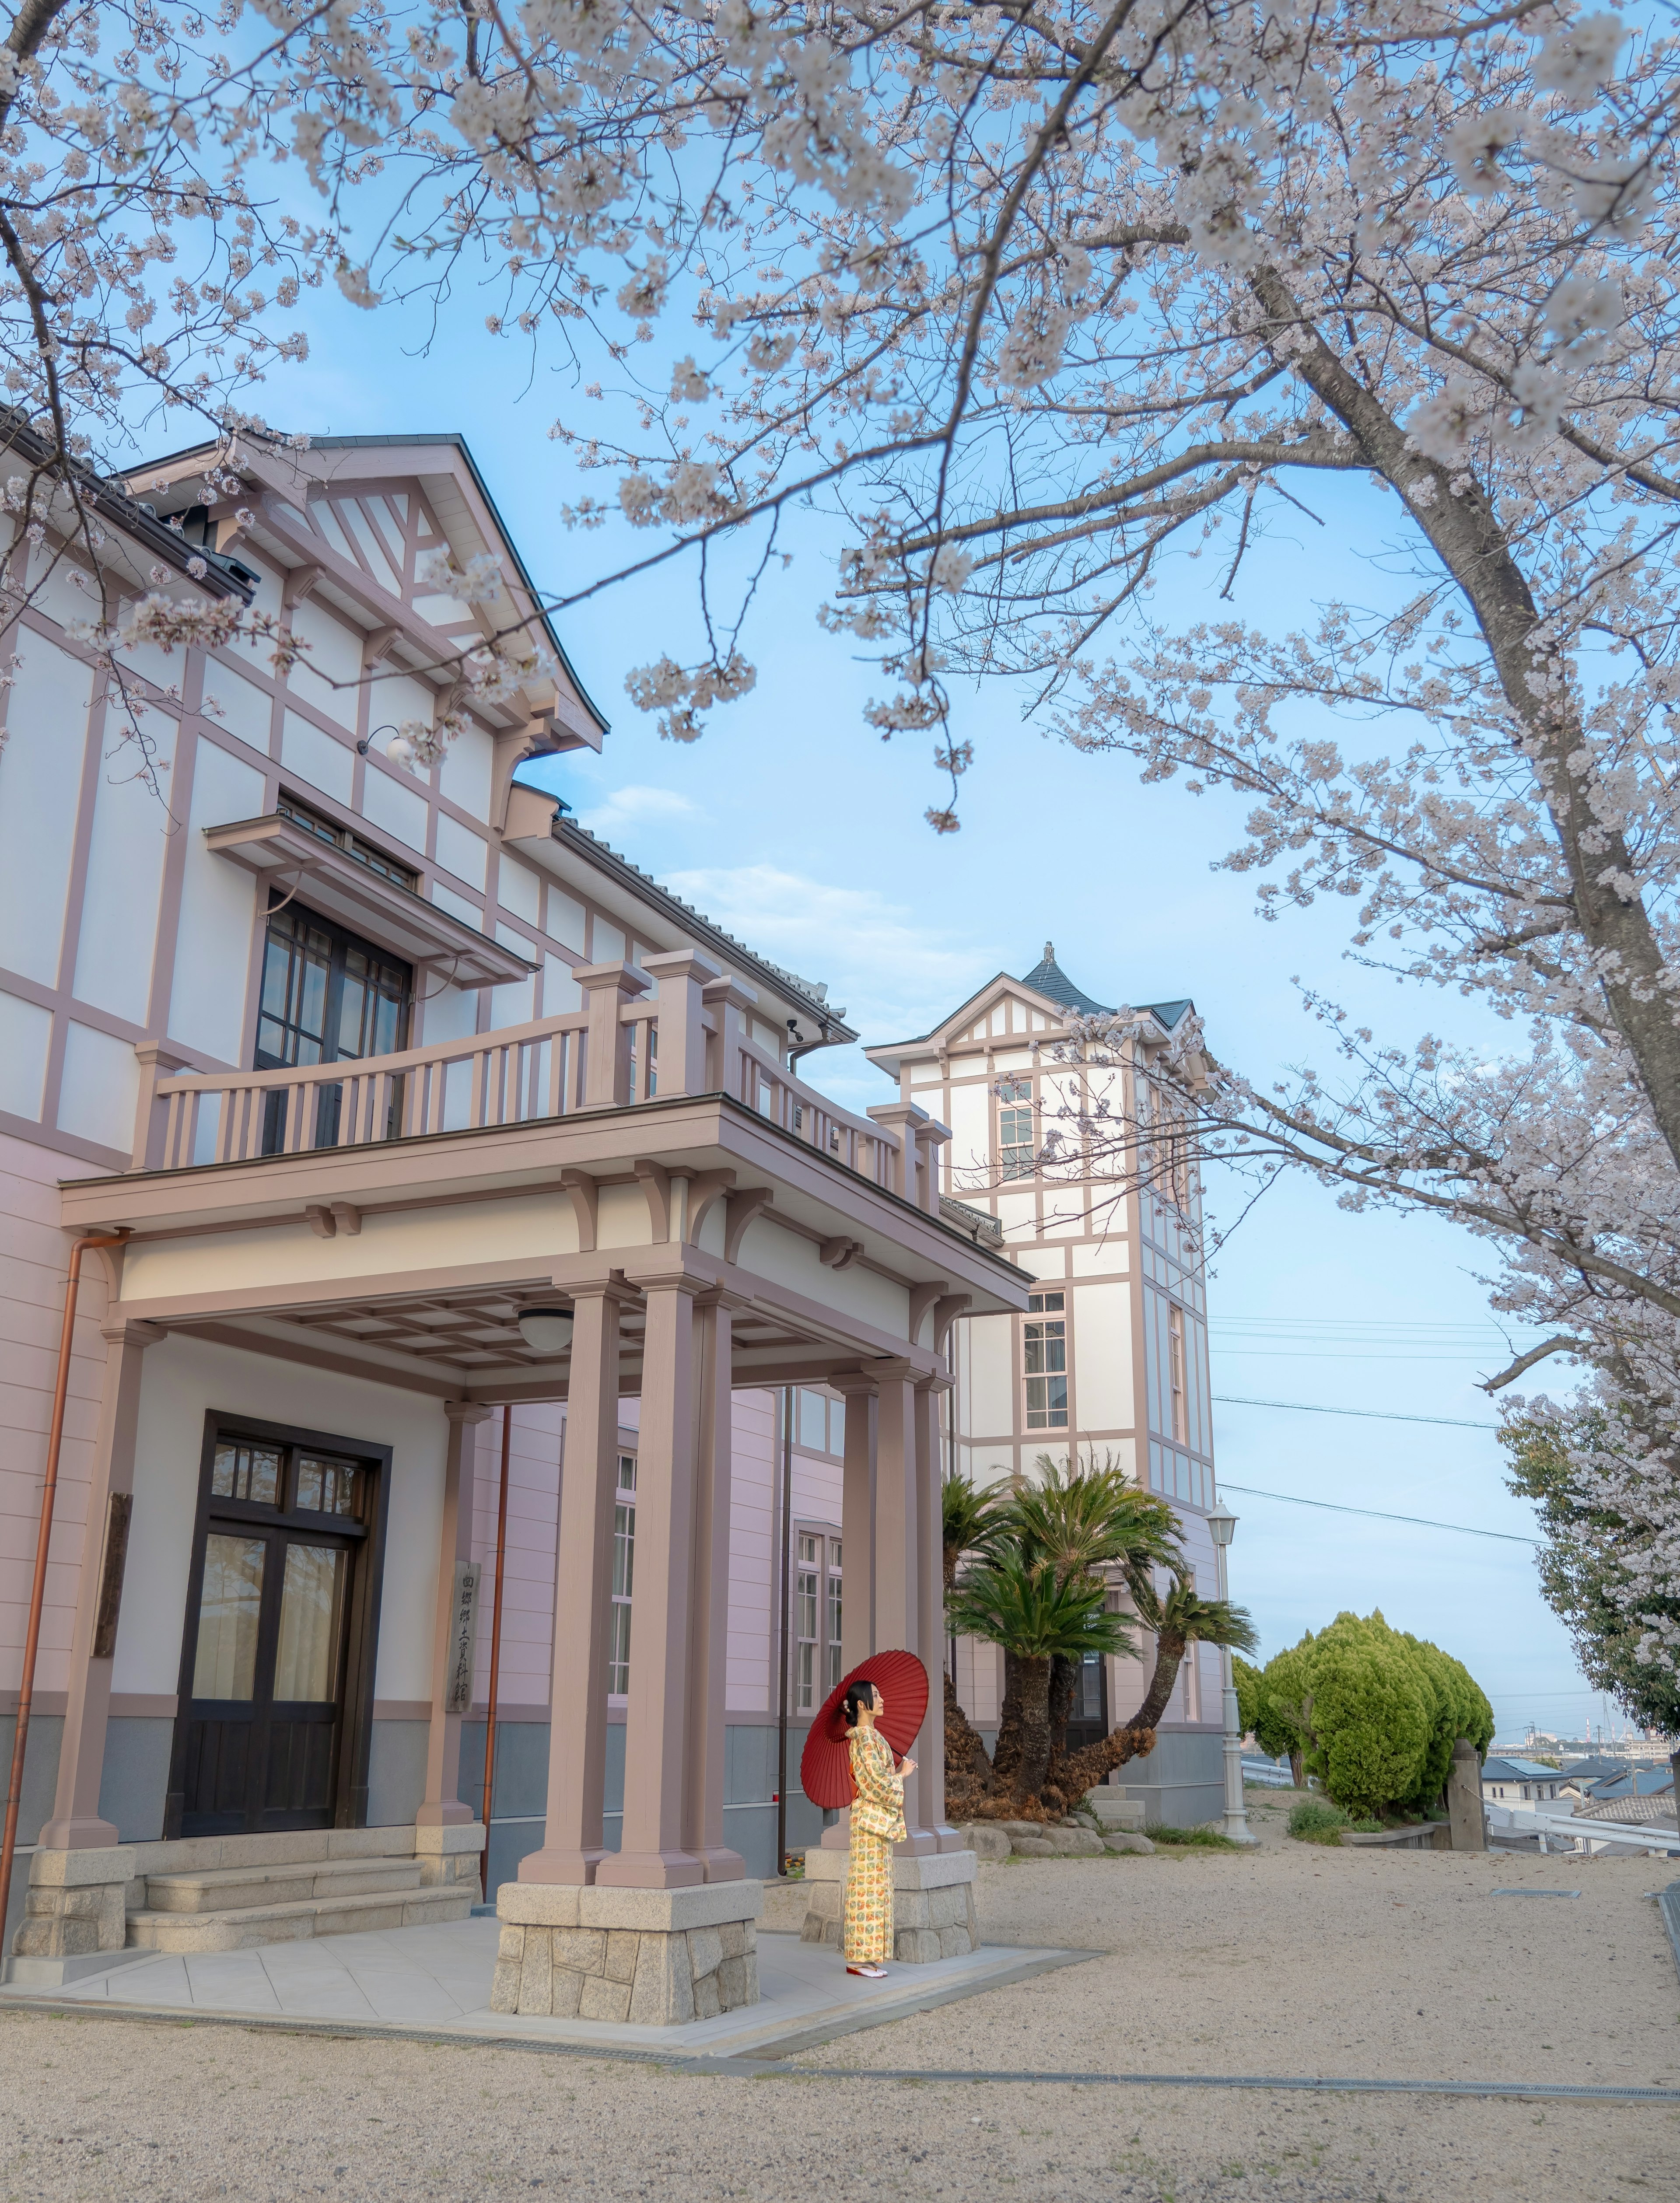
1205 1504 1256 1846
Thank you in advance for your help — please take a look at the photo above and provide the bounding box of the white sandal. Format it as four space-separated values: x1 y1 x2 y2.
847 1963 886 1978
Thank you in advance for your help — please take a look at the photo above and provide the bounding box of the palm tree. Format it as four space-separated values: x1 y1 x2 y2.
1011 1454 1180 1756
941 1467 1013 1594
946 1555 1134 1803
1042 1570 1260 1809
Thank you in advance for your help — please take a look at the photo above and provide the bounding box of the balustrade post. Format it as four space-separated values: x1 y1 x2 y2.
578 962 651 1108
912 1118 952 1216
640 949 721 1099
867 1102 931 1204
701 974 757 1101
130 1043 191 1169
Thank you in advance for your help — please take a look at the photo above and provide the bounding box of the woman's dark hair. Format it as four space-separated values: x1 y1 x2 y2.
843 1679 879 1727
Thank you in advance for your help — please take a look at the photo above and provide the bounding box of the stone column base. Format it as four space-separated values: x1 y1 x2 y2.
413 1821 487 1887
798 1846 979 1962
6 1845 135 1983
492 1878 763 2023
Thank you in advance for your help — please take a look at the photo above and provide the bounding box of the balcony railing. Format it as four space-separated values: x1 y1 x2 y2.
131 955 951 1214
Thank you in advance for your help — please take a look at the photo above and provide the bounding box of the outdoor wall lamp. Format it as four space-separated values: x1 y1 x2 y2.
516 1307 575 1356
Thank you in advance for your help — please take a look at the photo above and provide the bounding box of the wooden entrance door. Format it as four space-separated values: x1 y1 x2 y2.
169 1422 388 1838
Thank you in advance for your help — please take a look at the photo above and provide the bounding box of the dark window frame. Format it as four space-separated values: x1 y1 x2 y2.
165 1409 393 1839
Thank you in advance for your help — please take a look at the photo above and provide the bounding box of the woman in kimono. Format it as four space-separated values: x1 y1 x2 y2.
843 1678 913 1978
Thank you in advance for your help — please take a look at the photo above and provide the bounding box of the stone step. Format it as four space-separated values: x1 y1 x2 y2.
143 1855 425 1915
127 1883 473 1955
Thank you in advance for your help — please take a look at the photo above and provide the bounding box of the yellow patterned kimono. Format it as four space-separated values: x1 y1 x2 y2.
844 1725 906 1965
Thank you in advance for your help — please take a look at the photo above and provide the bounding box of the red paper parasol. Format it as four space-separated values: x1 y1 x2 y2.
799 1649 928 1811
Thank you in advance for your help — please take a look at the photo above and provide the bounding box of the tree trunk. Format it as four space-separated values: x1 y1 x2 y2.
991 1649 1026 1790
1133 1630 1188 1734
1047 1653 1077 1758
1248 263 1680 1179
1289 1750 1304 1788
1014 1654 1053 1802
1042 1724 1157 1811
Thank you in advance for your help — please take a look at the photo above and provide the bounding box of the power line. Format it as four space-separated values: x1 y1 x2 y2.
1214 1393 1498 1432
1218 1481 1536 1544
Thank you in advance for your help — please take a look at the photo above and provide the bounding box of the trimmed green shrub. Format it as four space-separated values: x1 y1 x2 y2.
1287 1798 1349 1844
1151 1825 1241 1850
1260 1611 1494 1821
1232 1653 1263 1739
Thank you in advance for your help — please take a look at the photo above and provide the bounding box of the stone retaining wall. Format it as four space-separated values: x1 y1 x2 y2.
492 1877 764 2026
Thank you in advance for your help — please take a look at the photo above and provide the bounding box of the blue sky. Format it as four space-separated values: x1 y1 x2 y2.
246 272 1623 1749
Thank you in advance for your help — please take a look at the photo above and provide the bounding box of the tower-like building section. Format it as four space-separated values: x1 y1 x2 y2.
867 945 1224 1823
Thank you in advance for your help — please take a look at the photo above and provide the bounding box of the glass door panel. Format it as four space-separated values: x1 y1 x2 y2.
273 1543 346 1702
191 1535 266 1699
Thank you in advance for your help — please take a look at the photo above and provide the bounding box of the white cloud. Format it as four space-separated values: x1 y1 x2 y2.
575 784 699 841
665 861 1000 1060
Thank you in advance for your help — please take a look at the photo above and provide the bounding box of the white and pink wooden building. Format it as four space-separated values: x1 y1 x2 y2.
0 428 1029 2019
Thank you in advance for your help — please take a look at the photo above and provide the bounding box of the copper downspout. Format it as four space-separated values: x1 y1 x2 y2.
0 1233 127 1953
479 1404 513 1901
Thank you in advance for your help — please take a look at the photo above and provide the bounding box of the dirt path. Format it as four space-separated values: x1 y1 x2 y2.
3 1800 1677 2202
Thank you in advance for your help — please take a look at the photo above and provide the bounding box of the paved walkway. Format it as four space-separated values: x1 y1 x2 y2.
4 1920 1079 2059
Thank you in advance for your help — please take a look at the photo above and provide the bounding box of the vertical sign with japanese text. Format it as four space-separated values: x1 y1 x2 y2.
445 1559 482 1715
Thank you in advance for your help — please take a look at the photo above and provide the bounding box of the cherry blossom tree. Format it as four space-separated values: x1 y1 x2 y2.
10 0 1680 1651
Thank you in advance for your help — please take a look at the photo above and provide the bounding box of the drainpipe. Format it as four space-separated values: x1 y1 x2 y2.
479 1405 514 1901
775 1385 794 1877
0 1233 127 1954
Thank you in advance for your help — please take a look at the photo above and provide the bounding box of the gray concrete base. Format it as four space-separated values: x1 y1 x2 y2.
492 1878 763 2023
0 1914 1084 2061
4 1947 157 1989
1109 1728 1224 1827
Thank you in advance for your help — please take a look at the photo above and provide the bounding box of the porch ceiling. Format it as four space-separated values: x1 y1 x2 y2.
172 1272 900 1403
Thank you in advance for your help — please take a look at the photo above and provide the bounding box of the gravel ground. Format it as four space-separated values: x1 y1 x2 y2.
3 1791 1678 2203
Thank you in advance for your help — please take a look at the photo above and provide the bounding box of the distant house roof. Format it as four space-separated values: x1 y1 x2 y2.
1559 1756 1633 1785
1585 1767 1675 1801
1482 1757 1566 1783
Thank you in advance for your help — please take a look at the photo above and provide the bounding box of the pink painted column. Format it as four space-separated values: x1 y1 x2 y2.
682 1287 745 1880
874 1360 935 1854
519 1281 627 1884
578 962 650 1108
821 1368 878 1850
598 1269 707 1887
38 1318 167 1851
916 1373 961 1848
418 1401 494 1827
641 949 720 1098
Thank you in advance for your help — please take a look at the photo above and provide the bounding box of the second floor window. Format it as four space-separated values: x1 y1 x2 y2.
1168 1304 1188 1442
609 1453 637 1696
827 1541 843 1691
258 905 410 1072
1024 1292 1068 1428
998 1078 1035 1179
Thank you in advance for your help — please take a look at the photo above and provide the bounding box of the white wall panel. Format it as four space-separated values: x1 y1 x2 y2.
945 1080 988 1187
965 1311 1015 1439
200 660 274 755
592 917 625 964
168 738 265 1063
0 631 93 983
438 722 492 820
286 598 362 728
280 710 354 804
1072 1281 1132 1432
544 957 581 1014
489 923 536 1030
57 1019 141 1152
369 672 437 744
419 978 480 1045
73 713 179 1024
543 885 586 952
0 989 52 1119
497 855 540 926
435 812 487 889
360 759 429 853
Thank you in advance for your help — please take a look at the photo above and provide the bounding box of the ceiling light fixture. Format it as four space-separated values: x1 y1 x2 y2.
517 1306 574 1356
